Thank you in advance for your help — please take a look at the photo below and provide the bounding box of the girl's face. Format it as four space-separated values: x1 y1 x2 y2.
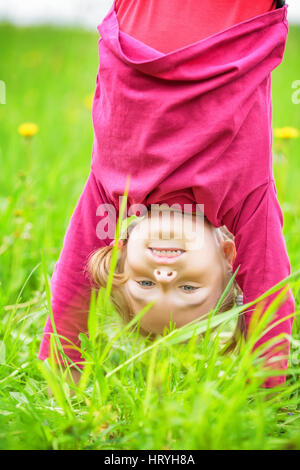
122 209 235 335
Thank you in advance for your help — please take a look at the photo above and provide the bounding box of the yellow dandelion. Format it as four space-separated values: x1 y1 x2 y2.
83 93 94 111
18 122 39 138
273 127 299 140
14 209 24 217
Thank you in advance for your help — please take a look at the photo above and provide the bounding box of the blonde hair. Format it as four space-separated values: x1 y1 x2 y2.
87 225 245 348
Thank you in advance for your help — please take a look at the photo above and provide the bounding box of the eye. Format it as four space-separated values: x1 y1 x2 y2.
180 285 199 292
136 280 155 287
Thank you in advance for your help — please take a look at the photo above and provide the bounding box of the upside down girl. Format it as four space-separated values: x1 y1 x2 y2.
39 0 294 388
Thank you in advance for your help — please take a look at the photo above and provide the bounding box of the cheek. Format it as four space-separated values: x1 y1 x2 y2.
183 251 216 276
127 238 146 266
126 251 147 274
125 247 152 281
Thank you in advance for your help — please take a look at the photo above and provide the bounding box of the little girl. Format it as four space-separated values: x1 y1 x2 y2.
39 0 294 388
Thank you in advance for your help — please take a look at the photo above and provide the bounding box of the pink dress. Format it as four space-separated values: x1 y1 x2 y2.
39 0 294 388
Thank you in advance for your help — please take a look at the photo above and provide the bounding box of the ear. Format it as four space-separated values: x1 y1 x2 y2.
221 239 236 267
215 228 236 267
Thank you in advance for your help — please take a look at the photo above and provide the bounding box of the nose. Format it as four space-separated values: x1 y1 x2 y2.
154 267 177 283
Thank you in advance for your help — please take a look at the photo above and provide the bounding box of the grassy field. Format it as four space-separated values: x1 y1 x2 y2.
0 22 300 450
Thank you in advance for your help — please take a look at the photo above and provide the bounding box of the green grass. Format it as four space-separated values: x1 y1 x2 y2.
0 22 300 450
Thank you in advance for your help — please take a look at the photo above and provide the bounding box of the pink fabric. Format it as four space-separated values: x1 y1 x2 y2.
115 0 276 53
39 1 294 387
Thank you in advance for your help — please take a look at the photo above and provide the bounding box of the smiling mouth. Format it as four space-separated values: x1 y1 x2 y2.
147 247 185 261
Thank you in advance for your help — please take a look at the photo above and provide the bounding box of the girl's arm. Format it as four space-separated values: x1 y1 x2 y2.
222 180 295 388
39 170 111 368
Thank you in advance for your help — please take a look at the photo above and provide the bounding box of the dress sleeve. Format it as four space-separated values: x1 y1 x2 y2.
222 180 295 387
38 171 113 368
